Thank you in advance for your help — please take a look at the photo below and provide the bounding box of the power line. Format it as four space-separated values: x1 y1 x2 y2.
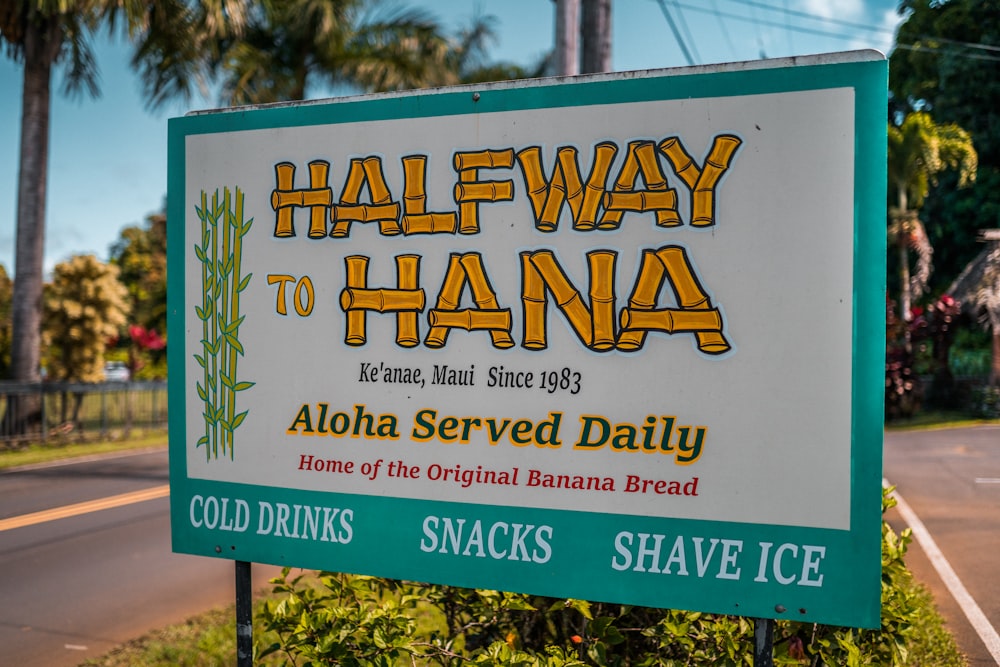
672 1 890 43
721 0 896 36
667 0 703 64
745 0 767 59
782 0 794 53
708 0 739 59
723 0 1000 58
654 0 696 65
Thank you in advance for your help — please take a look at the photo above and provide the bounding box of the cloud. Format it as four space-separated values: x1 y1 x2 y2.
800 0 865 21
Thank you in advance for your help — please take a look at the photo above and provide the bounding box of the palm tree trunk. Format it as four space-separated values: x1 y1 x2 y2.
581 0 611 74
898 232 912 323
992 329 1000 387
5 11 62 434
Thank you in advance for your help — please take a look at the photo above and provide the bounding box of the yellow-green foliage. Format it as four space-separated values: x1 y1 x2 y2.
253 490 966 667
43 254 130 382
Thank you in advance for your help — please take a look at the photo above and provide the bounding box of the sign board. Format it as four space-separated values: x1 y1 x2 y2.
168 51 886 628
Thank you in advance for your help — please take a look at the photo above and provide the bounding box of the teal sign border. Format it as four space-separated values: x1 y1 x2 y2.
168 52 887 628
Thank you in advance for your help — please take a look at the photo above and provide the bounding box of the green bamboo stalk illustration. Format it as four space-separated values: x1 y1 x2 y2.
194 187 254 461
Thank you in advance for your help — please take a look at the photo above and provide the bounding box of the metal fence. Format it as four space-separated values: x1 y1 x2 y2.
0 381 168 447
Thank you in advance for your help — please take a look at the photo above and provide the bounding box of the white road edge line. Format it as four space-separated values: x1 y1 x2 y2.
884 478 1000 665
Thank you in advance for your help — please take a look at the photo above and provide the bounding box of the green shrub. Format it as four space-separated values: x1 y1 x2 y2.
254 489 965 666
969 385 1000 418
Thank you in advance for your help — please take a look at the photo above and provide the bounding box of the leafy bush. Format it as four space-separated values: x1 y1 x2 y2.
969 385 1000 419
255 490 965 666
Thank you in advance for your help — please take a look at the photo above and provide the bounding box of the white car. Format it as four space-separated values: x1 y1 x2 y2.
103 361 131 382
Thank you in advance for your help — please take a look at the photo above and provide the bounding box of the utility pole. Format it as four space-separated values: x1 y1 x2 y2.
553 0 580 76
581 0 612 73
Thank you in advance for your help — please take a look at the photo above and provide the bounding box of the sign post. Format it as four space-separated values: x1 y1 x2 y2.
168 51 887 648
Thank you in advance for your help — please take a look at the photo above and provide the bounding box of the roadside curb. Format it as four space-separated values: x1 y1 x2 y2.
0 444 168 475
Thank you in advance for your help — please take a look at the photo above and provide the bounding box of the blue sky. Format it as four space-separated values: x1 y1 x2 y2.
0 0 902 276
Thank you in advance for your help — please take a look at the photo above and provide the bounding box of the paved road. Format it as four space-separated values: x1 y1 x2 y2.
1 430 996 666
884 425 1000 666
0 448 281 667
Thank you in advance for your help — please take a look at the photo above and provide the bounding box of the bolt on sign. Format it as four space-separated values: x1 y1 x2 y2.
168 51 887 628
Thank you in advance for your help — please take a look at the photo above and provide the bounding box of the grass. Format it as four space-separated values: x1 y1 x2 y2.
79 603 272 667
0 431 166 470
78 573 967 667
0 419 969 666
907 582 969 667
885 411 999 431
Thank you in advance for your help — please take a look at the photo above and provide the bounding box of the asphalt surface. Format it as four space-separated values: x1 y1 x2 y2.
0 448 281 667
884 425 1000 666
0 429 997 666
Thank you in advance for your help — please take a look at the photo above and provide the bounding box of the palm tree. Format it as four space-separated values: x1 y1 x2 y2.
887 111 978 324
212 0 454 107
0 0 242 432
210 0 543 108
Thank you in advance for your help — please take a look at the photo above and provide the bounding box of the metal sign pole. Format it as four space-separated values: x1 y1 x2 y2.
236 561 253 667
753 617 774 667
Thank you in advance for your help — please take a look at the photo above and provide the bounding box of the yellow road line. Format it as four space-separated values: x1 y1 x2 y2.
0 485 170 532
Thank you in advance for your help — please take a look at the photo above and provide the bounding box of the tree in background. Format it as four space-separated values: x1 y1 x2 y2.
890 0 1000 295
0 265 12 378
146 0 541 108
887 112 977 324
0 0 243 432
43 255 130 382
449 10 548 84
42 255 130 426
109 210 167 378
207 0 453 106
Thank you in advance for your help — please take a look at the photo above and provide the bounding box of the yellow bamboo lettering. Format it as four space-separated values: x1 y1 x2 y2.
340 287 425 311
343 256 369 345
459 253 515 349
619 308 724 333
515 143 617 232
454 181 515 202
401 155 458 234
520 252 548 350
521 250 594 349
603 190 678 213
656 246 730 353
402 213 459 235
452 148 515 234
574 142 618 230
427 309 512 331
516 148 546 217
598 142 640 229
332 203 402 223
658 134 742 227
515 146 562 231
271 161 333 238
599 141 680 228
617 249 666 351
423 252 513 349
331 159 366 238
588 250 617 351
425 254 465 348
617 245 731 354
453 149 516 170
339 255 427 347
396 255 421 347
634 140 681 228
331 157 402 237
